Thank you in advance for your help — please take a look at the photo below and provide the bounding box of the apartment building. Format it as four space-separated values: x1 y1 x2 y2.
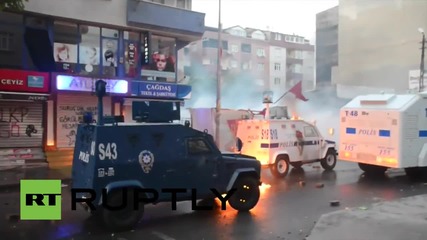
316 5 338 87
177 25 315 107
0 0 205 167
336 0 427 98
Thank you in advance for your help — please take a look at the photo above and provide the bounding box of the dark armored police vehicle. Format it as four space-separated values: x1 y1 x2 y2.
71 80 262 231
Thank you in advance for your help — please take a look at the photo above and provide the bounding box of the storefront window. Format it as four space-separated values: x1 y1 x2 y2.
78 25 100 76
101 28 119 77
0 12 24 69
53 21 79 73
142 34 176 82
124 31 140 78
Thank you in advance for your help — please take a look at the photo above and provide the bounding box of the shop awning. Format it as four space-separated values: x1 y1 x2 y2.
0 91 50 102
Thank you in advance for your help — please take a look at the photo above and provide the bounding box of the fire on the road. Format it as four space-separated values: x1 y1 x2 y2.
220 182 271 199
259 182 271 194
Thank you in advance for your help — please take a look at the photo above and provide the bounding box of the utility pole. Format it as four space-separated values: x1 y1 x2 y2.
419 28 426 92
215 0 222 148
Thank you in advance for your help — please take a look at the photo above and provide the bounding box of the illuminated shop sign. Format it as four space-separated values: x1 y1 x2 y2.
56 75 128 94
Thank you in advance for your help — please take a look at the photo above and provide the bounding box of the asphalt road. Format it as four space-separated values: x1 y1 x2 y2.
1 160 427 240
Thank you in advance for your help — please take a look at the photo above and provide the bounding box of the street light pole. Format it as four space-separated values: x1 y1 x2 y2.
419 28 426 92
215 0 222 148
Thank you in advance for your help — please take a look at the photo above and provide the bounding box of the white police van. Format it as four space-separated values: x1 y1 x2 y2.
339 93 427 178
188 106 338 178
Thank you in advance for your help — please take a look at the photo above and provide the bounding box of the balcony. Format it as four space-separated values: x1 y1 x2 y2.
286 57 303 64
127 0 205 42
286 72 303 81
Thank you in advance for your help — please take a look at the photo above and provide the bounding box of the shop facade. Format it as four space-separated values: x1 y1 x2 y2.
51 73 129 149
0 69 50 166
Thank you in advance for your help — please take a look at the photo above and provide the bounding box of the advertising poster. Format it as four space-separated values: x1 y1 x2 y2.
141 35 176 82
53 42 78 73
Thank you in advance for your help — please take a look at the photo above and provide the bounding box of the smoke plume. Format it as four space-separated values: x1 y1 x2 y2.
282 85 350 143
184 63 350 143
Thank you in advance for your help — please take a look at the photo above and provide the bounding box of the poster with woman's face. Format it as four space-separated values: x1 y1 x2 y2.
141 35 177 82
53 43 78 63
102 39 118 67
79 45 100 66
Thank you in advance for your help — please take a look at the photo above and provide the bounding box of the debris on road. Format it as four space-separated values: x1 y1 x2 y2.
299 181 306 187
330 200 340 207
358 206 368 210
315 183 324 188
7 214 19 222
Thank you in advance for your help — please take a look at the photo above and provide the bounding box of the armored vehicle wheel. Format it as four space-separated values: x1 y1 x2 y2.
228 177 260 211
320 149 337 171
358 163 387 175
102 188 144 231
270 156 290 178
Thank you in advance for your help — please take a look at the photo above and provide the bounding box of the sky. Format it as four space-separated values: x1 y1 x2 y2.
191 0 339 42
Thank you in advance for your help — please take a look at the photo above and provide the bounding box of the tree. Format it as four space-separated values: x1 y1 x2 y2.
0 0 28 12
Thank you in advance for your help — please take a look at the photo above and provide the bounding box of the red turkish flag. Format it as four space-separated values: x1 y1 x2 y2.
288 81 308 101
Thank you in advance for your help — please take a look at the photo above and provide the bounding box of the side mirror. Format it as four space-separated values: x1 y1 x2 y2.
236 138 243 152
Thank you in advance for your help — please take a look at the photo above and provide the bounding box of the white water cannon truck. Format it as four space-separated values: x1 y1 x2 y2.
339 92 427 179
189 105 338 178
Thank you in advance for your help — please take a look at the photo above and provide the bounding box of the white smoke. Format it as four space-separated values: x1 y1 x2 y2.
281 86 350 143
183 61 350 143
185 64 265 110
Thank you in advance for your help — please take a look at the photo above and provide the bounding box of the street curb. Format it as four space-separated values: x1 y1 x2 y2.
0 178 72 192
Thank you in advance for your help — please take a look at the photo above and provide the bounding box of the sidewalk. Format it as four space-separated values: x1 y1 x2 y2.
306 194 427 240
0 165 72 192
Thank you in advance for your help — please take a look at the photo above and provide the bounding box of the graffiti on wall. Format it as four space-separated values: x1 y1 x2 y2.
0 107 38 138
57 105 99 147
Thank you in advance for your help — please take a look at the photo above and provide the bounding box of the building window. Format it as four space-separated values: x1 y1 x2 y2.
78 25 101 76
101 28 119 77
176 0 186 8
251 31 266 40
202 58 210 65
274 77 281 85
242 62 249 70
0 32 12 51
53 21 79 73
274 63 281 71
184 47 190 55
292 64 303 73
256 48 265 57
257 63 264 71
142 35 176 82
124 31 140 78
241 43 251 53
231 44 239 53
275 33 281 41
290 50 303 59
230 28 246 37
202 38 228 50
